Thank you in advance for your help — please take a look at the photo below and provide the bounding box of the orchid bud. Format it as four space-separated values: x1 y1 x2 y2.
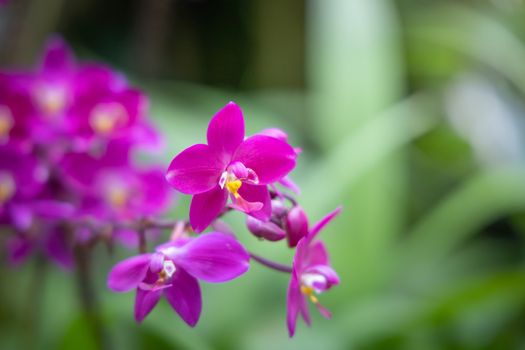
271 199 287 217
286 205 309 247
246 216 286 241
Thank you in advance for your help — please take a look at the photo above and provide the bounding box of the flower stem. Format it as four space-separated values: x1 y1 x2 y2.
74 244 110 350
249 252 293 273
22 254 46 350
138 219 147 254
269 189 298 206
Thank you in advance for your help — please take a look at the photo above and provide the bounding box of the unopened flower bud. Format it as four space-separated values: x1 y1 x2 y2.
286 206 309 247
270 199 287 217
246 216 286 241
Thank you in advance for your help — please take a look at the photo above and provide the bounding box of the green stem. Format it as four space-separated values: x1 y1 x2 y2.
74 244 110 350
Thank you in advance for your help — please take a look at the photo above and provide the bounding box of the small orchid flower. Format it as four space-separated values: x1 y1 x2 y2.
108 232 250 326
166 102 297 232
94 167 172 221
287 207 341 337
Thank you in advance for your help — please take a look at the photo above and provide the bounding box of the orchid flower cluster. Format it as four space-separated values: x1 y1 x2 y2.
0 37 170 269
1 38 341 337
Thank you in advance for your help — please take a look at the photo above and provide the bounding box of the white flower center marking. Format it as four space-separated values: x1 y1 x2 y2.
301 273 327 294
162 260 176 278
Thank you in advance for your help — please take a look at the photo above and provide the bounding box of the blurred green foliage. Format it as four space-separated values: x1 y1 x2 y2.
2 0 525 349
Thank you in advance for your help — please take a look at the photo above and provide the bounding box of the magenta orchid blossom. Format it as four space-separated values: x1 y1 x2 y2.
2 37 342 339
166 102 297 232
287 207 341 337
108 232 249 325
0 37 168 265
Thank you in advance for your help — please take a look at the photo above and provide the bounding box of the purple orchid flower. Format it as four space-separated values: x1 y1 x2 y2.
7 226 74 269
4 37 160 152
166 102 297 232
61 140 172 219
0 145 47 225
107 232 250 326
60 142 173 247
92 166 172 221
0 73 37 150
287 207 341 337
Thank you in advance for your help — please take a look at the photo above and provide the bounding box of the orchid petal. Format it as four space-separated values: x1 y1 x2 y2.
305 264 340 288
305 240 330 266
258 128 288 142
299 290 311 326
7 235 33 266
278 176 301 194
147 252 163 273
9 204 33 231
229 195 263 214
286 273 302 337
44 228 73 269
166 144 225 195
307 206 342 243
168 232 249 283
107 254 151 292
134 288 162 323
233 135 296 185
207 102 244 156
237 183 271 221
189 186 228 233
315 303 332 319
41 37 74 75
164 269 202 327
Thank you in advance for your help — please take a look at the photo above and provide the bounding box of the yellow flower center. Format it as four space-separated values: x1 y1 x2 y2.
219 171 243 198
89 102 128 134
300 285 320 304
0 173 15 204
225 179 242 198
34 84 67 117
0 106 13 139
108 186 128 208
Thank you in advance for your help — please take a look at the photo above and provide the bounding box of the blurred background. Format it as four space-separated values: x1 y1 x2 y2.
2 0 525 349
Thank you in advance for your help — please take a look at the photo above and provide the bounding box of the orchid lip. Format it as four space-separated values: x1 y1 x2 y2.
217 167 264 214
219 164 260 198
139 259 177 291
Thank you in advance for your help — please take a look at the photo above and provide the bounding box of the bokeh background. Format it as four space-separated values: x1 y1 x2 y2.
2 0 525 349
